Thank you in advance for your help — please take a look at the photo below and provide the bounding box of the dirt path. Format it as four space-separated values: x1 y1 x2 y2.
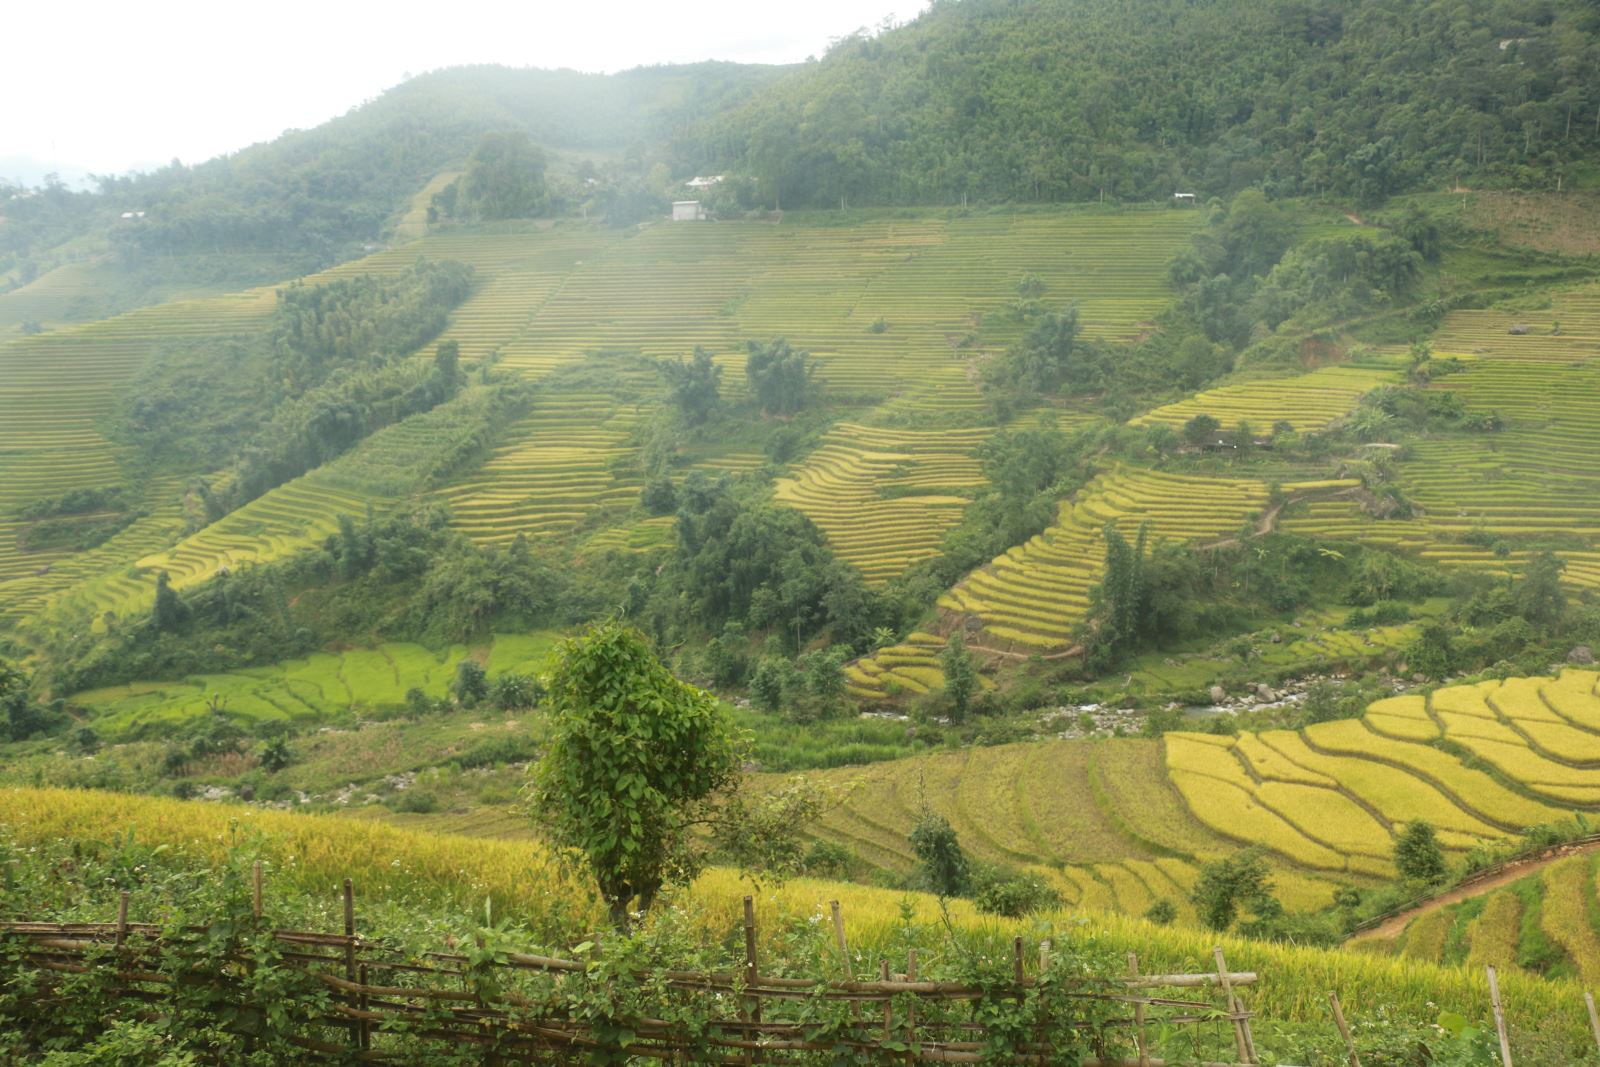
1255 500 1286 536
967 641 1083 661
1348 838 1600 943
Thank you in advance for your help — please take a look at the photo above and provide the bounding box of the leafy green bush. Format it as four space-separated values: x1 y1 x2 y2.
390 790 442 814
974 873 1062 918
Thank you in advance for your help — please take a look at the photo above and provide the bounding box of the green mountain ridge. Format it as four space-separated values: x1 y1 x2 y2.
8 0 1600 295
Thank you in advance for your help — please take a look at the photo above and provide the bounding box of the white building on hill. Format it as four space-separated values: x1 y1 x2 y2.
672 200 709 222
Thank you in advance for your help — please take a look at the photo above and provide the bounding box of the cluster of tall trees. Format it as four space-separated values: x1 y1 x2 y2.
113 261 474 517
429 131 550 222
270 260 473 388
645 473 881 653
51 508 591 697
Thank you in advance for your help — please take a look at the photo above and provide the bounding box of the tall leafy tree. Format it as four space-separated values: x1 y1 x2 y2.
458 131 550 220
1191 848 1276 932
1517 551 1568 628
530 620 741 928
744 338 817 415
910 809 970 898
1 661 45 741
939 632 978 722
1394 821 1447 884
662 346 723 425
1082 522 1149 669
152 571 186 632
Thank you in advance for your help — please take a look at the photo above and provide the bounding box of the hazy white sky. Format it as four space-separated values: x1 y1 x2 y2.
3 0 923 181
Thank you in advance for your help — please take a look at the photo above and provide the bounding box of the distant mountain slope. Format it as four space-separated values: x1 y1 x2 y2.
12 0 1598 281
2 63 785 277
105 63 787 258
674 0 1600 207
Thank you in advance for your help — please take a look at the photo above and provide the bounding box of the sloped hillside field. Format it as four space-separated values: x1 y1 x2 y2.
1 208 1201 630
775 671 1600 923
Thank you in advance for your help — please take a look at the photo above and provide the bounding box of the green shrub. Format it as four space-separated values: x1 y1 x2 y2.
1145 899 1178 926
974 873 1062 918
390 790 441 814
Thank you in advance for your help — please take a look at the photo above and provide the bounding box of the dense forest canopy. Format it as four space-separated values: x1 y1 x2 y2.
674 0 1600 208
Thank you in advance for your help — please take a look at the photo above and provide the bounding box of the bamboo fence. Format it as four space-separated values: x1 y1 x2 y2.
0 878 1264 1065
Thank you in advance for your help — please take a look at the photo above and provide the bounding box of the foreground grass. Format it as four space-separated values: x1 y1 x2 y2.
2 785 1594 1058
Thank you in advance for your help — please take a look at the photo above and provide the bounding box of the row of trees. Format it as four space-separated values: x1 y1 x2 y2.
114 262 475 519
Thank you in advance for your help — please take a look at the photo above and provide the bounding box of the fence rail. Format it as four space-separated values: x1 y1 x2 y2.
0 876 1264 1065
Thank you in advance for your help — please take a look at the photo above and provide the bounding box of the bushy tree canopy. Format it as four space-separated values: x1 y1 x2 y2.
679 0 1600 208
662 346 723 425
457 131 550 220
744 338 817 415
530 620 741 927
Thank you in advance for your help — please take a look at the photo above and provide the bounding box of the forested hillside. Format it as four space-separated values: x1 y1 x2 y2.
1 63 783 284
10 0 1600 295
677 0 1600 207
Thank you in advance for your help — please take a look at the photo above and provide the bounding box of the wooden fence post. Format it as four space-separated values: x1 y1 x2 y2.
252 861 263 922
1128 952 1150 1067
1213 947 1256 1065
1487 965 1512 1067
743 896 762 1066
1328 991 1361 1067
880 959 893 1042
829 900 849 975
905 948 918 1065
343 879 367 1051
114 892 129 949
1585 991 1600 1059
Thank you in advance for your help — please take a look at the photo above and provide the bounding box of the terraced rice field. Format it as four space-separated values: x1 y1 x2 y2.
792 670 1600 922
578 516 675 555
11 209 1197 627
411 210 1193 552
325 210 1194 406
772 736 1344 917
109 472 378 612
846 632 955 701
1370 852 1600 986
4 476 190 626
0 262 106 335
775 423 990 584
1282 286 1600 590
71 632 557 735
0 287 278 623
1165 670 1600 879
390 170 462 243
1130 359 1402 434
1350 672 1600 805
937 467 1268 651
440 377 656 545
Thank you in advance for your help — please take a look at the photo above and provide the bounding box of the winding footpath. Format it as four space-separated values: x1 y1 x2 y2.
1347 837 1600 944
